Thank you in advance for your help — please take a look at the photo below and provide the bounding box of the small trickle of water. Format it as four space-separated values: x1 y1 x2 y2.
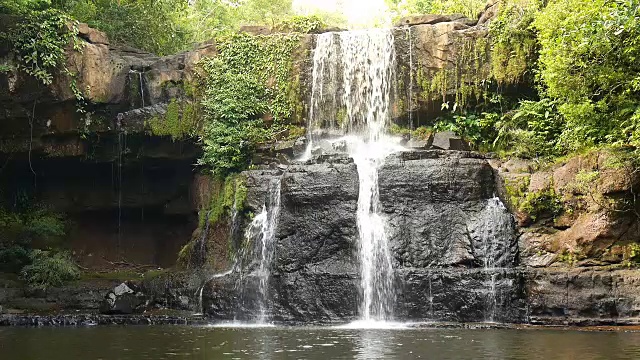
239 178 282 323
196 180 247 315
128 69 145 108
407 26 414 130
480 197 512 322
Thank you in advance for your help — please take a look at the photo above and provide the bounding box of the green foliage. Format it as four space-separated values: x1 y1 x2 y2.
489 0 541 85
386 0 486 19
623 243 640 267
493 99 564 158
518 188 564 222
504 175 564 222
0 205 65 247
147 100 201 140
0 64 11 73
0 245 31 273
275 15 326 34
20 249 80 290
434 112 495 147
197 32 301 176
0 0 51 12
59 0 194 55
533 0 640 152
389 124 435 141
2 8 82 85
237 0 292 27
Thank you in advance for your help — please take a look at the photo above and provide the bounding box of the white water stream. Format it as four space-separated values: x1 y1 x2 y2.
241 178 282 323
305 29 402 323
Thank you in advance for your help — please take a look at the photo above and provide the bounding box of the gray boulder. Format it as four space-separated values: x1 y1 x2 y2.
100 282 149 314
431 131 470 150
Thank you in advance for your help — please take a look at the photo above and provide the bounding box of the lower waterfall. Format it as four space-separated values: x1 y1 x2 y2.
236 177 282 323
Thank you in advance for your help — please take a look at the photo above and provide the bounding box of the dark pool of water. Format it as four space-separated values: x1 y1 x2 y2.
1 324 640 359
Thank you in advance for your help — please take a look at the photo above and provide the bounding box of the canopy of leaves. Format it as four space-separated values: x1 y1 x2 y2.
386 0 486 19
533 0 640 151
433 0 640 160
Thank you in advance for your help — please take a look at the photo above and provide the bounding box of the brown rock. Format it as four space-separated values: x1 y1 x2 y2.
550 212 637 258
478 0 500 26
411 21 488 80
430 131 470 150
77 23 109 45
501 158 533 173
528 171 553 192
552 153 598 192
597 151 640 195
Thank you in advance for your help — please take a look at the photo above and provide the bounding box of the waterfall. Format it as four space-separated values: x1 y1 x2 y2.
128 69 145 108
480 197 513 322
237 178 282 323
305 29 402 322
407 26 414 130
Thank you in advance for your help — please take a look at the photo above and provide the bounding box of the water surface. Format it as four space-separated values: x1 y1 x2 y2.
2 325 640 359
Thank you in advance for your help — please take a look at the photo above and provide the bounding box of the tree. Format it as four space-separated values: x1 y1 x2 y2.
237 0 293 27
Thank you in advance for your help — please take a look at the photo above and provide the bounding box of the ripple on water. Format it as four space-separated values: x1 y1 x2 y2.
335 320 417 330
205 321 277 329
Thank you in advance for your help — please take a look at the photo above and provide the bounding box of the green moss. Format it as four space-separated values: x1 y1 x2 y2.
146 99 201 140
557 249 583 266
505 175 565 222
505 176 531 206
182 174 247 268
336 107 347 128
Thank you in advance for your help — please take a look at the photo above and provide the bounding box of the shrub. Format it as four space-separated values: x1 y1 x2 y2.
518 188 564 222
275 15 326 33
20 250 80 290
0 246 31 273
1 8 82 86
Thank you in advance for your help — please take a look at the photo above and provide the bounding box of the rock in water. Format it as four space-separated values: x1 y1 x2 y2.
100 282 148 314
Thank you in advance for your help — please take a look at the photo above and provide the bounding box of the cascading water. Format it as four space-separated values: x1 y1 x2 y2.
480 197 513 322
236 178 282 323
128 69 145 108
407 26 414 130
305 29 402 323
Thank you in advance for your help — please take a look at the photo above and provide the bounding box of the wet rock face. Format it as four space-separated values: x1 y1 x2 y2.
204 155 361 322
379 151 522 322
398 268 526 322
271 157 360 322
526 268 640 326
204 150 524 323
379 151 517 269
